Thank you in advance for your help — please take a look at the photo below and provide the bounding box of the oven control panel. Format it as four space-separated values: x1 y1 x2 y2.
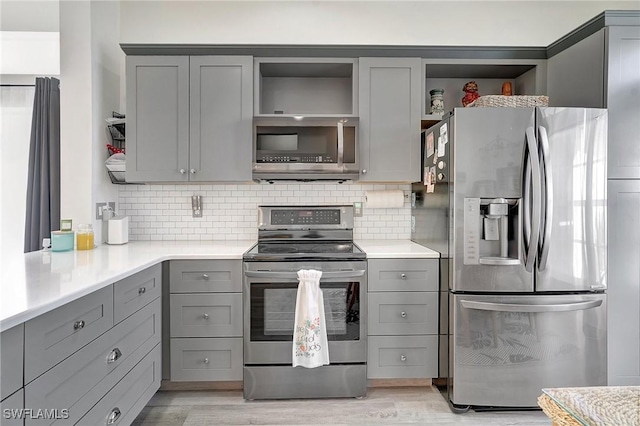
271 209 340 225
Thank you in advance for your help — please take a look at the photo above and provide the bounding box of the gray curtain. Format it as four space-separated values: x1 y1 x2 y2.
24 77 60 253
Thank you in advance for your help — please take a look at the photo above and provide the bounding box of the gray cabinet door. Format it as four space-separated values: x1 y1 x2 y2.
0 324 23 400
547 28 605 108
368 259 438 292
114 263 161 324
170 337 243 381
608 180 640 385
0 389 23 426
367 335 438 379
126 56 190 182
190 56 253 182
170 293 242 337
607 26 640 179
24 285 113 384
359 57 421 182
170 260 241 293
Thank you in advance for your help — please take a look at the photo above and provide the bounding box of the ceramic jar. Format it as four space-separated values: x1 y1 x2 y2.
429 89 445 115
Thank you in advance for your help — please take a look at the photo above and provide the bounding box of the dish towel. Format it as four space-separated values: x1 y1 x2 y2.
293 269 330 368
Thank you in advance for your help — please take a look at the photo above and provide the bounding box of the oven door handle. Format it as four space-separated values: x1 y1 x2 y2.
245 270 366 279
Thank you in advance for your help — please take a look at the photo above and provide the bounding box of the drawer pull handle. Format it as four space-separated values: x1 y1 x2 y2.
106 348 122 364
203 313 209 320
400 273 407 279
106 407 121 425
401 312 407 318
179 169 186 175
204 358 209 364
138 286 146 295
202 274 209 280
400 355 407 362
73 320 85 331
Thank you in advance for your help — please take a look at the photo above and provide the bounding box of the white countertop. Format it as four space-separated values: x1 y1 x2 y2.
355 240 440 259
0 241 255 332
0 239 439 332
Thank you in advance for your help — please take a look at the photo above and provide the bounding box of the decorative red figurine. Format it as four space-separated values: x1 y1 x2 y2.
462 81 480 107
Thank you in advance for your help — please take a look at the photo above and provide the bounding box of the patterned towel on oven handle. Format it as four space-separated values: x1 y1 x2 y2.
293 269 330 368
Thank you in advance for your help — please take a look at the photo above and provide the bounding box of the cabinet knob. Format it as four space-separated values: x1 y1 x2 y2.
400 355 407 362
106 407 121 425
190 169 196 174
362 169 367 174
204 358 209 364
203 313 209 320
400 273 407 279
401 311 407 318
202 274 209 280
138 286 146 295
106 348 122 364
180 169 186 174
73 320 85 331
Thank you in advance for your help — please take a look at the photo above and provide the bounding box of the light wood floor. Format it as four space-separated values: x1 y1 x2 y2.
132 387 551 425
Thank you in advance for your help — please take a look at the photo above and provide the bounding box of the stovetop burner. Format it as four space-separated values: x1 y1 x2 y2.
244 241 365 261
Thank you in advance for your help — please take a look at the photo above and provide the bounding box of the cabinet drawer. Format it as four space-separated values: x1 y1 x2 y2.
170 337 242 381
1 324 23 400
170 293 242 337
24 285 113 383
368 259 438 292
170 260 241 293
25 298 160 425
114 264 161 324
368 292 438 335
77 344 161 426
367 335 438 379
1 389 24 426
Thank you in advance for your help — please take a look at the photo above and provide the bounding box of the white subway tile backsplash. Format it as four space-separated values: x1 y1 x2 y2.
119 182 411 241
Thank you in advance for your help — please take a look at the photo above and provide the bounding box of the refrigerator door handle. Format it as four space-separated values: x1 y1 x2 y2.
460 299 603 313
538 126 553 271
524 127 541 273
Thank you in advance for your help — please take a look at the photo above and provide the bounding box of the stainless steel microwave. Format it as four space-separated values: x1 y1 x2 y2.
252 116 359 181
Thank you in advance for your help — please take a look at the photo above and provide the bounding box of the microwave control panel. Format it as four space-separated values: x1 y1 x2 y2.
256 153 334 163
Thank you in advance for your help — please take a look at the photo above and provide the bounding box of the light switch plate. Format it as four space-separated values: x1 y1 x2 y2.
353 202 363 217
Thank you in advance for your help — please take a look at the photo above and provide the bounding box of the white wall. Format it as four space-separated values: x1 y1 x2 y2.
60 0 122 243
120 0 640 47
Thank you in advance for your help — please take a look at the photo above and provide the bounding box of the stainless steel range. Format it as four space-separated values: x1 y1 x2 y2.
243 205 367 400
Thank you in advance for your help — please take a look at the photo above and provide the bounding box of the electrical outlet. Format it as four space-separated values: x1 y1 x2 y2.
353 201 363 217
96 202 116 219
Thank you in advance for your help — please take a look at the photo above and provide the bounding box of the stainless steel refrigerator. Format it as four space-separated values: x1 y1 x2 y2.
411 107 608 410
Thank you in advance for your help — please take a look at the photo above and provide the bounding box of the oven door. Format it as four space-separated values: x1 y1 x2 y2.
243 261 367 365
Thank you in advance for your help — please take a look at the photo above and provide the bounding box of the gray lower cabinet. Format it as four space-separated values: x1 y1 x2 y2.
24 286 114 384
608 180 640 385
8 265 162 426
76 344 161 426
126 55 253 183
1 324 23 401
1 389 24 426
367 258 439 379
114 264 161 324
170 338 243 381
25 298 161 425
169 260 243 381
358 57 422 182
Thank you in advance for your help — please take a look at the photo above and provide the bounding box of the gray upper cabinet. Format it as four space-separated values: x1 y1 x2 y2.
359 58 421 182
548 24 640 179
190 56 253 181
607 26 640 179
126 55 253 182
126 56 190 182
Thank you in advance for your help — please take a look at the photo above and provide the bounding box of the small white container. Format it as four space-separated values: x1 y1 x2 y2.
106 216 129 245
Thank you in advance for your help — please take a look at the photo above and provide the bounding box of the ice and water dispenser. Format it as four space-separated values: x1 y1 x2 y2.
463 197 521 266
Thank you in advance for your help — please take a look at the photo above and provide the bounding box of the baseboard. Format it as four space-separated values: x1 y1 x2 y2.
160 378 433 391
367 378 432 388
160 380 243 391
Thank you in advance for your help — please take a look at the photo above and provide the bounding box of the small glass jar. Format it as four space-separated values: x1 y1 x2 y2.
76 224 94 250
429 89 445 115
